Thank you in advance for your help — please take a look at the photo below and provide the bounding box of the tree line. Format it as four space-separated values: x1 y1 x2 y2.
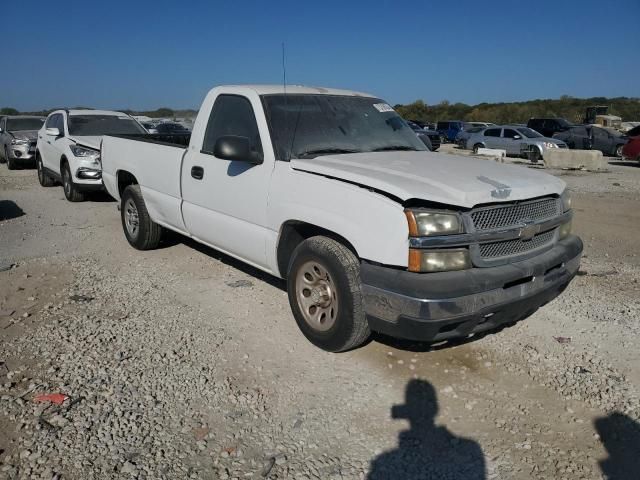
394 96 640 125
0 107 197 119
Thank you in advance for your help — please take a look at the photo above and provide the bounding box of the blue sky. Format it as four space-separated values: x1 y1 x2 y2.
2 0 638 111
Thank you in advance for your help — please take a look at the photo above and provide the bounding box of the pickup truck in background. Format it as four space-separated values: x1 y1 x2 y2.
101 85 583 352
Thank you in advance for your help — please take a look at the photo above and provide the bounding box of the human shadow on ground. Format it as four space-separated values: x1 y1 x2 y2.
0 200 25 221
594 412 640 479
368 379 486 480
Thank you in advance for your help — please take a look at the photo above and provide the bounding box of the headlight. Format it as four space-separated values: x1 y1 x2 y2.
409 249 471 273
11 138 29 145
559 220 572 239
543 142 558 149
70 145 100 162
560 190 572 212
405 210 463 236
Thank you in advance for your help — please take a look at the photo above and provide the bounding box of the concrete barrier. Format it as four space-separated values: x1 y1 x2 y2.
544 149 608 171
476 148 506 162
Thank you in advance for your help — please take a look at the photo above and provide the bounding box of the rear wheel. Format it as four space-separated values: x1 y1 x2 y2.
62 162 86 201
37 154 55 187
472 143 483 154
121 184 163 250
287 236 370 352
615 145 623 158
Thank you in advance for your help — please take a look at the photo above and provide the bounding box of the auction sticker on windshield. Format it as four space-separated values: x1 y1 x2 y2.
373 103 394 113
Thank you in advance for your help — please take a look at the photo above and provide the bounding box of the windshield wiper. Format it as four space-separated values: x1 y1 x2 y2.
295 148 361 159
372 145 419 152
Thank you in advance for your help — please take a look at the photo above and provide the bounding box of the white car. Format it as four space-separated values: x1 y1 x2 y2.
36 110 146 201
101 85 582 352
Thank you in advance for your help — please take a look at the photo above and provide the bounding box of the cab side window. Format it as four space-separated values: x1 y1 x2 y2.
202 95 263 159
45 115 56 128
484 128 501 137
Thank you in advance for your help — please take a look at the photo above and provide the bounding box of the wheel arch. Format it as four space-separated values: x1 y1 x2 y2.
117 170 139 197
276 220 359 279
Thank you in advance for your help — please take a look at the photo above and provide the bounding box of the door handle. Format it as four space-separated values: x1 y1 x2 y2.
191 166 204 180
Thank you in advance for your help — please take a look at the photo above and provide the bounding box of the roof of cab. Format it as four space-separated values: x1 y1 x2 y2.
218 84 375 97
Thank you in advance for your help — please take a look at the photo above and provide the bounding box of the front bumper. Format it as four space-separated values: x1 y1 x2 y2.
7 143 36 160
361 235 583 342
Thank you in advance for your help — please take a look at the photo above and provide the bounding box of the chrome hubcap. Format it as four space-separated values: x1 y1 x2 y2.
124 198 139 238
295 261 338 332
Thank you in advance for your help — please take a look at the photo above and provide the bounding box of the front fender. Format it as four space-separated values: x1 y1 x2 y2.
268 163 410 270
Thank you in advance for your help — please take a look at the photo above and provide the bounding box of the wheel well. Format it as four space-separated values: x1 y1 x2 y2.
117 170 138 196
59 155 68 170
276 221 358 278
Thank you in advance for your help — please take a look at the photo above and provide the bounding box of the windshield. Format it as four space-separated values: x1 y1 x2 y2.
517 127 543 138
262 94 426 160
6 117 45 131
67 115 146 136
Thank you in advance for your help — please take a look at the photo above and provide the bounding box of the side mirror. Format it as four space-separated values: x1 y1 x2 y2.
213 135 263 164
46 127 60 137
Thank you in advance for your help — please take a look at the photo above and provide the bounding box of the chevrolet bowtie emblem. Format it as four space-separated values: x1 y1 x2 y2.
519 222 541 240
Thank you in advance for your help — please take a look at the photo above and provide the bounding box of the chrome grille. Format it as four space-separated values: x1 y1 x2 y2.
471 197 560 231
480 229 555 259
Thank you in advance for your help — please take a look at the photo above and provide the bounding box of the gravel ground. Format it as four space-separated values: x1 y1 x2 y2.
1 155 639 480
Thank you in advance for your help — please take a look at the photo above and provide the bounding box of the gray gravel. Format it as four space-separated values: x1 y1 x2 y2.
2 162 640 479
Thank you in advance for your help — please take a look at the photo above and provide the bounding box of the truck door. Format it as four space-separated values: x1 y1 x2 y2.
181 93 272 269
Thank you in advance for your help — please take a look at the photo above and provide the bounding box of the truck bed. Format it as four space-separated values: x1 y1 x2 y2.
109 133 191 148
101 134 189 233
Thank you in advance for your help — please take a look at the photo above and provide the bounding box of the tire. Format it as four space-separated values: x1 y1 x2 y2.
61 162 86 202
472 143 483 154
121 184 163 250
0 146 5 164
287 236 370 352
5 147 15 170
37 154 55 187
529 148 542 163
615 145 623 158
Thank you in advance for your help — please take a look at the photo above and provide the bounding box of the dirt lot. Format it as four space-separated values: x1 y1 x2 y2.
1 153 639 480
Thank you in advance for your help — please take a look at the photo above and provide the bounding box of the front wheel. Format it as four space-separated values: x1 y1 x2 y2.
472 143 483 154
287 236 370 352
5 147 16 170
62 163 86 201
121 184 163 250
37 155 55 187
615 145 623 158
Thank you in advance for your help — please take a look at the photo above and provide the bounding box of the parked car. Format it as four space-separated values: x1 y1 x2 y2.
0 116 45 169
436 120 466 143
527 118 574 138
36 110 147 201
406 120 440 151
455 126 485 148
408 119 435 130
466 125 567 162
141 122 158 134
552 125 627 157
621 125 640 161
467 122 495 128
155 122 190 134
100 84 581 352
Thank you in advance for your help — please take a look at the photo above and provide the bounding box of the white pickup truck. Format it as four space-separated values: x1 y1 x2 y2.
101 85 582 352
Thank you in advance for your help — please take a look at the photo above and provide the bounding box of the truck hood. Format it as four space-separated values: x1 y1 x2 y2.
291 151 566 208
69 136 102 150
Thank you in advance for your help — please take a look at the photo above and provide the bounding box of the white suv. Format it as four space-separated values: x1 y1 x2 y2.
36 110 146 201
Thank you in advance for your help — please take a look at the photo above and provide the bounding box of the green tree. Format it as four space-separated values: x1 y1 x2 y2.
0 107 19 115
